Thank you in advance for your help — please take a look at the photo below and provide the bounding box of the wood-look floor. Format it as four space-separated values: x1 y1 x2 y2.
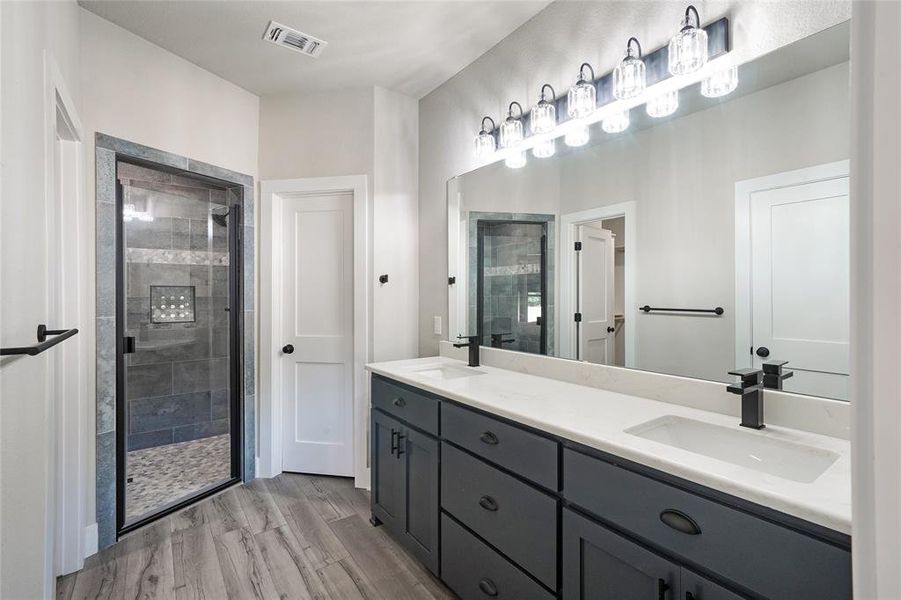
56 474 455 600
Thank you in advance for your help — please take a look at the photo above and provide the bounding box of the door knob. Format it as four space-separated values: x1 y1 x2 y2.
756 346 770 358
607 326 615 333
282 344 294 354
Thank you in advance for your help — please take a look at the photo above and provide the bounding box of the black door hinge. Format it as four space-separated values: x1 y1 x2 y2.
574 313 582 322
574 241 582 251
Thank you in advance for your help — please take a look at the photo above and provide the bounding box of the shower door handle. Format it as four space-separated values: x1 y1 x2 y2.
123 336 136 354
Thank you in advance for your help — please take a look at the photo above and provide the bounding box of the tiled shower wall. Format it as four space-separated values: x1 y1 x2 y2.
120 163 231 450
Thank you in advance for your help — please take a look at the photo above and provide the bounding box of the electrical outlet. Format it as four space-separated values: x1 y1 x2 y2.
433 316 442 335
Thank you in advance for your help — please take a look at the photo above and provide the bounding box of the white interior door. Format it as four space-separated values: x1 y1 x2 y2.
577 223 615 364
750 176 849 399
281 191 354 476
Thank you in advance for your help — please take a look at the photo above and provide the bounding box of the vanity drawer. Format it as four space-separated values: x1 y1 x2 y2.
441 514 554 600
371 375 439 435
442 402 558 490
441 442 557 588
563 448 851 600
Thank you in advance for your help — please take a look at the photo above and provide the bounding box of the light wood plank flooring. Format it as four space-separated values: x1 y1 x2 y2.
57 474 455 600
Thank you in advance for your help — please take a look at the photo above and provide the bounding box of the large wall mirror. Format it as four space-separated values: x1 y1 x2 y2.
447 22 850 401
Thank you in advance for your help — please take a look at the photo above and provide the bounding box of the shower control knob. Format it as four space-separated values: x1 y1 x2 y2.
282 344 295 354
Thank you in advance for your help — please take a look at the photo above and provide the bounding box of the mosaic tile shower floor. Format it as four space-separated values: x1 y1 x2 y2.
126 434 231 521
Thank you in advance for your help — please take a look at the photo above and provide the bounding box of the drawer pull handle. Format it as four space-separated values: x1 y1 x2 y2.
658 578 670 600
396 432 406 457
480 431 499 445
390 429 398 454
478 495 499 511
659 509 701 535
478 578 498 596
686 593 696 600
392 397 406 407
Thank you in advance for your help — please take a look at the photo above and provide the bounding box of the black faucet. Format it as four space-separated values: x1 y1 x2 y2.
454 335 480 367
726 368 765 429
490 332 516 349
762 360 793 390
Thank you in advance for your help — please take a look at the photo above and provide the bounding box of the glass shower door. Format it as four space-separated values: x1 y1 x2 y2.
476 220 548 355
118 162 239 527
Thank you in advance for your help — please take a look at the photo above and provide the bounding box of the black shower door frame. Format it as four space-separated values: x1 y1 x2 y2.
114 158 244 536
475 219 548 355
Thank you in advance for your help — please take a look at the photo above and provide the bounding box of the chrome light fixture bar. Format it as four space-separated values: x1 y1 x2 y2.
669 5 708 75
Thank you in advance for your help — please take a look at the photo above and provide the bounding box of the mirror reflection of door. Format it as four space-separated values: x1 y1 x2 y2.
476 220 547 355
576 220 624 365
748 170 850 399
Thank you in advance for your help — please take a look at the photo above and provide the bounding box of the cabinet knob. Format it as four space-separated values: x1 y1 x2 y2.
477 578 498 597
479 431 499 445
392 397 406 407
478 495 499 511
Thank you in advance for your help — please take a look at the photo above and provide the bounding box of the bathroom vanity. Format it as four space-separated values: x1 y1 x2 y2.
367 358 851 600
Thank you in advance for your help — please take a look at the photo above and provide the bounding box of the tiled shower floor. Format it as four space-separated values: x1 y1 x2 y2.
125 434 231 521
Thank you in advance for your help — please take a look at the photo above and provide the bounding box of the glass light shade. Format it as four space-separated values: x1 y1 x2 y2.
568 80 596 119
601 111 630 134
668 26 708 75
473 131 496 159
565 125 590 147
646 90 679 118
532 139 556 158
613 55 646 100
701 66 738 98
500 118 523 148
531 101 556 134
505 150 527 169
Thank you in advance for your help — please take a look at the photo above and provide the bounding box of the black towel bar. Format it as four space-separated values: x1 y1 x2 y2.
639 305 724 316
0 324 79 356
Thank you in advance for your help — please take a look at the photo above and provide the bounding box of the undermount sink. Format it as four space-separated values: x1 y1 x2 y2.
625 415 839 483
411 364 485 380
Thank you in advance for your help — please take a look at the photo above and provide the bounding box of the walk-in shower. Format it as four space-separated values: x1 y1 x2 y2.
116 160 243 530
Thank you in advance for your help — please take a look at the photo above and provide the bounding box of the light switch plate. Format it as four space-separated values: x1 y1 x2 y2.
433 316 442 335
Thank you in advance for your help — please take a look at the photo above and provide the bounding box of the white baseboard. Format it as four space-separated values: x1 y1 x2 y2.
83 523 98 558
255 455 262 478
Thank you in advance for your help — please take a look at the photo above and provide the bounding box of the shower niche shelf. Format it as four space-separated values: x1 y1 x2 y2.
150 285 196 323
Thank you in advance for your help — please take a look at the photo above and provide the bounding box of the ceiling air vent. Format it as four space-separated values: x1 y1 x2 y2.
262 20 327 58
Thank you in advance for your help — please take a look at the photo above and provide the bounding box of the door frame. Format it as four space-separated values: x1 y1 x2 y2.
560 202 636 366
259 176 371 488
733 160 849 370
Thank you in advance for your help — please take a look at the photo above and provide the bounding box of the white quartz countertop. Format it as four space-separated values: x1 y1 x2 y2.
366 356 851 535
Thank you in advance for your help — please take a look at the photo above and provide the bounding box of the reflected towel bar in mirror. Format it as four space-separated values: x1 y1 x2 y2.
639 305 724 316
0 324 79 356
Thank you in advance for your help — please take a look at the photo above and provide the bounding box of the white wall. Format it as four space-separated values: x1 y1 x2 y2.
1 2 82 596
78 5 260 543
419 0 852 356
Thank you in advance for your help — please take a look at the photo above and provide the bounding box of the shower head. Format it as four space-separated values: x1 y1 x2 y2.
211 209 229 228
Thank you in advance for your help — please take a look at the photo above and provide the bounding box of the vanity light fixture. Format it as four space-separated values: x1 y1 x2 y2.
473 116 497 159
505 150 527 169
568 63 596 119
565 125 590 147
500 101 525 148
668 5 708 76
602 110 630 134
532 138 556 158
613 37 646 100
701 66 739 97
531 84 557 134
646 89 679 118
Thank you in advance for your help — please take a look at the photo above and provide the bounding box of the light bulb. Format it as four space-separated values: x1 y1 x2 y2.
602 111 630 134
701 66 738 98
565 125 590 147
568 63 596 119
613 38 646 100
500 101 524 148
531 84 557 134
505 151 527 169
646 90 679 118
668 5 708 76
473 130 496 159
532 139 556 158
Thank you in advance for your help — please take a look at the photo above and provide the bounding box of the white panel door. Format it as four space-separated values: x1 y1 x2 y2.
577 224 615 364
751 177 849 399
282 191 354 475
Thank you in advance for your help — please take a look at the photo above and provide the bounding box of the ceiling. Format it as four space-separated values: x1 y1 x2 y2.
78 0 553 99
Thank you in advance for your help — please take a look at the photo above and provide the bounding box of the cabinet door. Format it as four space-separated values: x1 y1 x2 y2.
563 508 680 600
371 410 404 534
681 570 747 600
399 425 440 575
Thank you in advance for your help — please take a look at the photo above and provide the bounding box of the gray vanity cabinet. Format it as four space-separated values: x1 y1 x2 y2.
371 409 404 532
563 507 681 600
682 570 747 600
